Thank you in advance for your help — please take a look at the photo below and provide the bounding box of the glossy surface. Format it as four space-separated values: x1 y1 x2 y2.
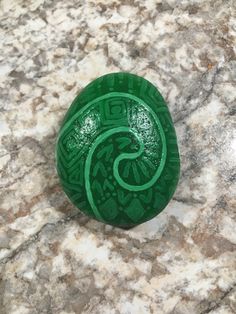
56 73 180 228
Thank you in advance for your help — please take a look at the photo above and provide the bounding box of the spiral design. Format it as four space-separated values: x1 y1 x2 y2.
56 73 180 228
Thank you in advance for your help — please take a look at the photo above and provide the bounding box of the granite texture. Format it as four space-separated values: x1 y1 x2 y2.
0 0 236 313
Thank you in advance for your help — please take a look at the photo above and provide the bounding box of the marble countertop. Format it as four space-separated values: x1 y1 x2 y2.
0 0 236 313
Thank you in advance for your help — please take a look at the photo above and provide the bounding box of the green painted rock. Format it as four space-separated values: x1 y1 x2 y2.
56 73 180 228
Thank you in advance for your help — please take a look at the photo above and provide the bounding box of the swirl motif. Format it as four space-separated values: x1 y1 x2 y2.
56 73 180 228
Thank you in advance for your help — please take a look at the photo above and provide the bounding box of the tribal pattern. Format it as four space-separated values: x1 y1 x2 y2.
56 73 180 228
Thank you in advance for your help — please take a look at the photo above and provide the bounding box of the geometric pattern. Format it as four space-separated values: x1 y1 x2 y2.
56 72 180 228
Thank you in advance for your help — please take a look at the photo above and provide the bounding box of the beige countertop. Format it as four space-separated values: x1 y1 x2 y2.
0 0 236 313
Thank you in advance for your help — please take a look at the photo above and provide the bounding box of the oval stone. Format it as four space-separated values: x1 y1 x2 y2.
56 73 180 228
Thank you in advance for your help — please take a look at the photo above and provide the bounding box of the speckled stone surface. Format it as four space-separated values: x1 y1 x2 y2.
0 1 236 313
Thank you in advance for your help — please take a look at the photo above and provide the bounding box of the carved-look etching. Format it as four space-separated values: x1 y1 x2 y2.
56 73 180 228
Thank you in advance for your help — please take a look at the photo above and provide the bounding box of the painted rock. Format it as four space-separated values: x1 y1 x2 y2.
56 73 180 228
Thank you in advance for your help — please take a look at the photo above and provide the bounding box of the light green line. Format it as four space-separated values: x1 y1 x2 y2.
85 127 131 221
58 92 166 138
